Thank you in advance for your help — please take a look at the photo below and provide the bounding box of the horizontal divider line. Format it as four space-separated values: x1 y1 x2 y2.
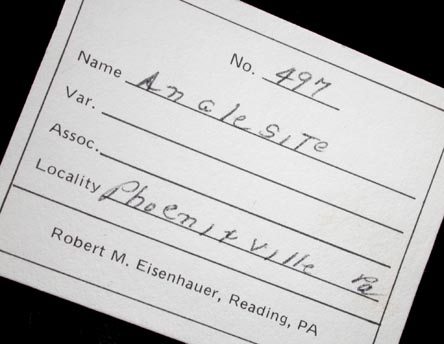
0 249 258 344
102 109 404 235
106 195 378 302
178 0 444 113
100 150 391 269
125 80 415 201
11 184 380 326
262 77 340 111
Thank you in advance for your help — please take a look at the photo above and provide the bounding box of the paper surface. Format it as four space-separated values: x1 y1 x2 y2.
1 1 443 343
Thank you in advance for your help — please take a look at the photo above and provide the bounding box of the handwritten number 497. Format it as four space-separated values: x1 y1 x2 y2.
275 68 331 98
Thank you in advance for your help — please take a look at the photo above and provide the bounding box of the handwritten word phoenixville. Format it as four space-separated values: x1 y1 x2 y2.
99 180 315 274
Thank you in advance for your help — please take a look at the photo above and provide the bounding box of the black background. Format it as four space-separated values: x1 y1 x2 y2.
2 1 442 343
